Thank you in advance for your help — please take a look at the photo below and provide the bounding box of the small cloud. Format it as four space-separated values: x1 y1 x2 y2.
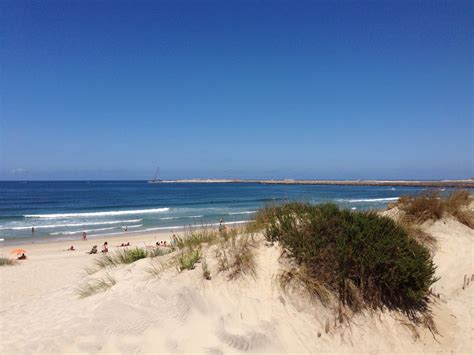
11 168 28 175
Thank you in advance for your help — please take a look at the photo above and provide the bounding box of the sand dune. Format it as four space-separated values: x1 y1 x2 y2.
0 215 472 354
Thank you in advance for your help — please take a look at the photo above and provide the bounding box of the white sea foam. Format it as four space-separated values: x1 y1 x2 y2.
338 197 399 203
0 219 142 231
25 208 169 219
228 210 256 215
121 224 143 229
50 226 116 235
160 215 203 220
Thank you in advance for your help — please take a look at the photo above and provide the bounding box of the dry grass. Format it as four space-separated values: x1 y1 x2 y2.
202 259 211 280
0 257 17 266
397 190 444 223
398 220 437 252
76 273 116 298
445 190 474 228
278 266 331 305
397 189 473 228
216 233 257 280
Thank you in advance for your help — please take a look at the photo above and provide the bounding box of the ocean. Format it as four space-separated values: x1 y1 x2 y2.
0 181 450 244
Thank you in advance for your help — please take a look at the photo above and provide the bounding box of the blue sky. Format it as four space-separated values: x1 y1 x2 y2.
1 0 472 180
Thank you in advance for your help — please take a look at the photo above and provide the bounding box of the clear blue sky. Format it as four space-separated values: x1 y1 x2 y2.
1 0 472 180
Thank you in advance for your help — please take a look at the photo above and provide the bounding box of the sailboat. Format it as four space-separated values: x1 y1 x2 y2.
147 166 163 183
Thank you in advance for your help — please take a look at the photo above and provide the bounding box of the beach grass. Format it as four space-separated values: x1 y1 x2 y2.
177 249 201 271
0 257 17 266
76 273 117 298
201 259 211 280
175 228 219 250
397 189 473 227
216 233 257 280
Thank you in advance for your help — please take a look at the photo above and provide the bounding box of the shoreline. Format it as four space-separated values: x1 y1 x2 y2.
0 220 251 248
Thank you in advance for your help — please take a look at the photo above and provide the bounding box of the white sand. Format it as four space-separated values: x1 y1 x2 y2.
0 217 472 354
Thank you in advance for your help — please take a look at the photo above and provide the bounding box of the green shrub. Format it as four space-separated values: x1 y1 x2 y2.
263 203 437 315
178 249 201 271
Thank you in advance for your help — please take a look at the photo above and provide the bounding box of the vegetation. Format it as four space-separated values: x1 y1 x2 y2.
0 257 17 266
177 249 201 271
175 228 219 250
202 259 211 280
87 247 172 275
397 189 473 228
76 273 116 298
216 233 257 280
260 202 437 318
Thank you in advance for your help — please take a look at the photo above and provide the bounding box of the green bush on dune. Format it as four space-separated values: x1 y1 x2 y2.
262 203 437 315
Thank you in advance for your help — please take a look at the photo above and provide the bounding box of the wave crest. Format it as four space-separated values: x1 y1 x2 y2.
25 208 169 219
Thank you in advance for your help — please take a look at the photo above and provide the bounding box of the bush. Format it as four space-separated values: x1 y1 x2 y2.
263 203 437 315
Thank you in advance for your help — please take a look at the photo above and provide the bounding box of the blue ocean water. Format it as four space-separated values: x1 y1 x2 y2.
0 181 443 243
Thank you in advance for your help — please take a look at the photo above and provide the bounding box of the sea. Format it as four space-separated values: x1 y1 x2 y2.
0 181 456 244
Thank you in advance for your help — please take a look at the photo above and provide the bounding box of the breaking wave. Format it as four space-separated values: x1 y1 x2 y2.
25 208 170 219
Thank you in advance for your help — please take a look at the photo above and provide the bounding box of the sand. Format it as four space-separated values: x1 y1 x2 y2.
0 216 472 354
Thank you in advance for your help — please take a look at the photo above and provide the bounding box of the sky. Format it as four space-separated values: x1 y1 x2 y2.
0 0 472 180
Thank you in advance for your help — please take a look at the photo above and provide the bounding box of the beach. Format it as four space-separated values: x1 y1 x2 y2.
1 206 472 354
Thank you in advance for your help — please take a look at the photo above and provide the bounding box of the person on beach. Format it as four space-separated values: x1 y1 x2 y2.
31 226 35 234
67 245 75 251
219 218 225 233
171 234 177 247
18 253 27 260
82 232 87 241
101 242 108 253
88 245 98 254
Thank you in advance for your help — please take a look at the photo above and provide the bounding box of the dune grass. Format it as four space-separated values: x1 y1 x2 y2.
175 228 219 250
202 259 211 280
216 233 257 280
76 273 116 298
259 202 437 320
86 247 172 275
397 189 473 227
0 257 17 266
177 249 201 271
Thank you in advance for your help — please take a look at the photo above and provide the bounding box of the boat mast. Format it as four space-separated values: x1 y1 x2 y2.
153 166 160 181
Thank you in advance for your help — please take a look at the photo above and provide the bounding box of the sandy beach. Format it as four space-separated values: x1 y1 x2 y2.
1 206 472 354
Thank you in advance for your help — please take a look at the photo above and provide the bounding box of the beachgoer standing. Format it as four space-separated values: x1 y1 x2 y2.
32 226 35 234
82 232 87 241
218 218 225 233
